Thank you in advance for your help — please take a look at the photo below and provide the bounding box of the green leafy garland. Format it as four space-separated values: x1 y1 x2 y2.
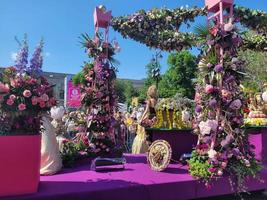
234 6 267 36
111 7 207 51
111 6 267 52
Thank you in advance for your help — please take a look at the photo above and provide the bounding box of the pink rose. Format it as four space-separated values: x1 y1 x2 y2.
31 96 38 105
10 79 19 88
85 87 93 93
0 82 9 93
205 85 214 94
6 98 14 105
9 95 16 100
18 103 26 111
41 94 49 102
39 101 46 108
23 90 32 98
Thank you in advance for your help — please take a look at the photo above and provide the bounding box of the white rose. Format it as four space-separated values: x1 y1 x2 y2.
208 149 217 159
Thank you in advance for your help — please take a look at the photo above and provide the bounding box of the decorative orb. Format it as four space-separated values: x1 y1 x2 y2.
262 91 267 103
98 5 106 12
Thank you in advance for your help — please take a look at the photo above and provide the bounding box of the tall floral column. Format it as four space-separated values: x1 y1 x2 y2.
189 0 261 191
79 6 120 157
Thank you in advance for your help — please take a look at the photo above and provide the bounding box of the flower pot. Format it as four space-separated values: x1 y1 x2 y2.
0 135 41 197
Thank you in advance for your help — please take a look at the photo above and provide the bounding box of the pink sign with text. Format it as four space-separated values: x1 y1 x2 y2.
67 80 81 108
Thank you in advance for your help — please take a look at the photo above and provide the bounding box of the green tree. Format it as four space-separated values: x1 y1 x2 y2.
115 80 139 104
239 49 267 92
159 51 197 98
115 79 126 103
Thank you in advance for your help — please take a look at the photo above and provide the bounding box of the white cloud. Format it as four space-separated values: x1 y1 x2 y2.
45 52 51 57
10 52 17 61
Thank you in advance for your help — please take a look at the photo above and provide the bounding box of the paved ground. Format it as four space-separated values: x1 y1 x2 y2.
198 190 267 200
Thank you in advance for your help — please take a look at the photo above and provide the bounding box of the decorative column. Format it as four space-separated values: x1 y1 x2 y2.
88 6 119 157
189 0 260 189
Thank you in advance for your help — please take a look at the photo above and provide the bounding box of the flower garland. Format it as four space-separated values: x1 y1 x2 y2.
111 7 207 51
234 6 267 36
188 18 261 191
111 6 267 52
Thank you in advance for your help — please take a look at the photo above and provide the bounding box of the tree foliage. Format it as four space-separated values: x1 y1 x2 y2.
239 49 267 92
159 51 197 98
115 79 139 104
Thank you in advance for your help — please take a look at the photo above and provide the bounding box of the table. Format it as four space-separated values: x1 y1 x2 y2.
1 154 266 200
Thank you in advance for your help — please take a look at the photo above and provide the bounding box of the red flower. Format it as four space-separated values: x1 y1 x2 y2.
209 26 218 36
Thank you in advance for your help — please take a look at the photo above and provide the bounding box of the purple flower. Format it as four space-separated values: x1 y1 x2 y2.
214 64 223 73
208 99 217 108
229 99 242 110
15 39 28 73
28 40 44 75
207 63 213 68
195 105 202 113
225 75 235 83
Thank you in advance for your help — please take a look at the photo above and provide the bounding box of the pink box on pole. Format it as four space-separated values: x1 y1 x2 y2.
94 7 112 28
205 0 233 12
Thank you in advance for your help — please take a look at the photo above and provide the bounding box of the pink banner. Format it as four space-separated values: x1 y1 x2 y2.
67 80 81 108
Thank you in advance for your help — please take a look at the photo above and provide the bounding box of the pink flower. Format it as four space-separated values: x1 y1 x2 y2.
31 96 38 105
23 90 32 98
208 167 216 173
96 92 103 98
18 103 26 111
9 95 16 100
6 98 14 105
39 101 46 108
85 87 93 93
10 79 19 88
0 82 9 93
205 85 214 94
41 94 49 102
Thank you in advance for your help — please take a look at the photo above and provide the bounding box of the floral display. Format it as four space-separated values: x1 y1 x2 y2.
153 94 194 129
234 6 267 36
76 26 122 157
111 7 207 51
188 16 261 190
0 39 56 135
111 6 267 52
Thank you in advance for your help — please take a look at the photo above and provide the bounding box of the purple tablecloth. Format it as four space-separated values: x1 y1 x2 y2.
1 154 266 200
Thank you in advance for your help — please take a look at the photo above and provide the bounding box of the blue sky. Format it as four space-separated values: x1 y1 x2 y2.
0 0 266 79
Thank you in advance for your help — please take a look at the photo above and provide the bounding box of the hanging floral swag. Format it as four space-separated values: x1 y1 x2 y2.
111 6 267 52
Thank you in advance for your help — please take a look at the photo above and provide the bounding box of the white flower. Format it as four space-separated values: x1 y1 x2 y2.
182 110 190 122
208 149 217 159
199 119 218 136
199 121 212 135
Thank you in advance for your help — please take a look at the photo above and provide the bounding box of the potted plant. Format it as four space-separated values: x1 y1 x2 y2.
0 39 56 197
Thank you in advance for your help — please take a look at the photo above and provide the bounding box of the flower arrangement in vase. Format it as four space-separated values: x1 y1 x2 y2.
0 38 56 197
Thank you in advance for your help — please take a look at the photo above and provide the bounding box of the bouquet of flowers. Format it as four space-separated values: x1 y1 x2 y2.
0 38 56 135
